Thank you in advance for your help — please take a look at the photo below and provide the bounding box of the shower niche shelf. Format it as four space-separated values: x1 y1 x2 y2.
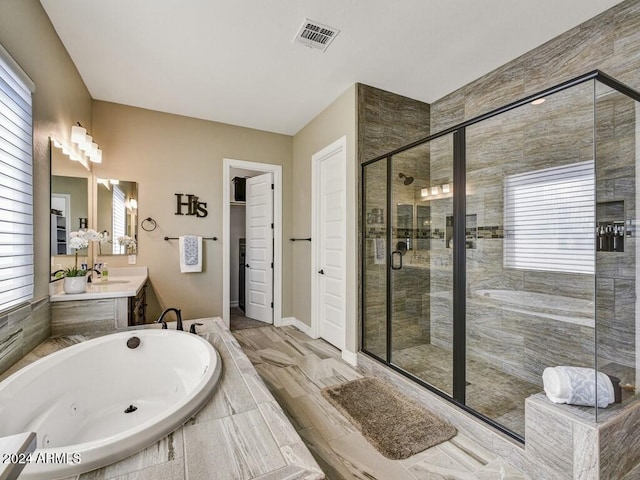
596 200 626 252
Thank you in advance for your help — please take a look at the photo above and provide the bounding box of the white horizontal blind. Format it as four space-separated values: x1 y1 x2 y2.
0 44 34 311
112 185 126 254
504 161 594 274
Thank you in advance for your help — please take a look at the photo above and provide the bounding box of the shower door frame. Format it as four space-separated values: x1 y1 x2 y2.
360 70 640 443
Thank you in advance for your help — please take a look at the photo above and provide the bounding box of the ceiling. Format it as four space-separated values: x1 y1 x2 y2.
39 0 624 136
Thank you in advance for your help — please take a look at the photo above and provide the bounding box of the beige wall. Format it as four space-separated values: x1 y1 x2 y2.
0 0 93 300
291 85 358 352
92 101 293 320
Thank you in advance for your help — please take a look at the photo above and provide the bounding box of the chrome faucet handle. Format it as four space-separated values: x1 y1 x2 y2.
189 323 203 334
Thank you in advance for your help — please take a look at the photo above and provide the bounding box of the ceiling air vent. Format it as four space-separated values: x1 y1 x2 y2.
293 19 339 52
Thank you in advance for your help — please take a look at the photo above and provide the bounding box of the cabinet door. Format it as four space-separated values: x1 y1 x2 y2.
52 299 116 335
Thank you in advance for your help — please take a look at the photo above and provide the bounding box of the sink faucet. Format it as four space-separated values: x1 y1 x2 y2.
86 268 102 283
156 307 183 331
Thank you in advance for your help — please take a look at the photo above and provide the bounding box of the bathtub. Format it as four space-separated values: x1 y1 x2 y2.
0 329 222 479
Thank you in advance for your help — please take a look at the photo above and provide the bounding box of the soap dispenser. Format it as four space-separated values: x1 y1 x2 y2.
102 263 109 281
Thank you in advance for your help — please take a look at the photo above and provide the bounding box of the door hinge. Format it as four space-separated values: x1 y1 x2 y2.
270 302 274 308
271 223 274 229
271 184 274 190
271 262 274 268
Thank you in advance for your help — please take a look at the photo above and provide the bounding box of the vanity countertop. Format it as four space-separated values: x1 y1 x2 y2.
49 267 148 302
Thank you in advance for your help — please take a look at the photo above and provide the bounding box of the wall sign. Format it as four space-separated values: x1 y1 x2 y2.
175 193 208 218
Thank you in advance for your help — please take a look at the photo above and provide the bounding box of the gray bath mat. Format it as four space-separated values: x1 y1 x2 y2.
321 377 456 459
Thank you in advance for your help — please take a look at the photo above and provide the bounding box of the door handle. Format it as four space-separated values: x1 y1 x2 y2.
245 264 250 268
318 269 325 275
391 251 403 270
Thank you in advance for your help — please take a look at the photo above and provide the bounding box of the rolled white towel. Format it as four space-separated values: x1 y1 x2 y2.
542 367 571 404
542 366 615 408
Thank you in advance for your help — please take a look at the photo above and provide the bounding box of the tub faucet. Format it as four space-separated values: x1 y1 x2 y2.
156 307 183 331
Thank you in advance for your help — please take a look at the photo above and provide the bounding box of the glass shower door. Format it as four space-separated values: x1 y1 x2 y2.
389 137 455 397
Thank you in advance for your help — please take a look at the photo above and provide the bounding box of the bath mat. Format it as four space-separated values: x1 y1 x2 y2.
321 377 456 459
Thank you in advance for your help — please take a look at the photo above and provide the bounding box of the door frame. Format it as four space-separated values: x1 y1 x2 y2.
311 136 347 346
222 158 282 329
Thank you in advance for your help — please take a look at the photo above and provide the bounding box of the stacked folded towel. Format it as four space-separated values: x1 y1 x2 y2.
542 366 617 408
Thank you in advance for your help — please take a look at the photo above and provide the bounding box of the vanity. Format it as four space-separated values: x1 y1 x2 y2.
50 267 148 336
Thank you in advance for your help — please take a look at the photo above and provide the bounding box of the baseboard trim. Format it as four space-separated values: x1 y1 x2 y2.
277 317 316 337
341 349 358 366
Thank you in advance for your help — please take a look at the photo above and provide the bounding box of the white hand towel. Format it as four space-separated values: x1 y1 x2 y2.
179 236 202 273
542 366 615 408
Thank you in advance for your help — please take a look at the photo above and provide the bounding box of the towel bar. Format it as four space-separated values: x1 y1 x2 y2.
290 238 311 242
164 236 217 241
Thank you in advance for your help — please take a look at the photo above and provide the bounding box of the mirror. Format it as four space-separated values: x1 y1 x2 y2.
96 179 138 255
51 175 89 256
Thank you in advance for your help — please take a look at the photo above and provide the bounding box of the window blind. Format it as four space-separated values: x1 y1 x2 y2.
504 161 594 274
0 44 34 312
112 185 126 254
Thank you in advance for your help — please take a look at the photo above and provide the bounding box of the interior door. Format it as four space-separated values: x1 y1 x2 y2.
245 172 274 323
314 138 346 350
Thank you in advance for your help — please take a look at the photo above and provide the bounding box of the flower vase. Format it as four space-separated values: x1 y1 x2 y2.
63 275 87 294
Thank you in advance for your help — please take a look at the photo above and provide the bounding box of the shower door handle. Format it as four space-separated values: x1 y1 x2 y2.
390 251 403 270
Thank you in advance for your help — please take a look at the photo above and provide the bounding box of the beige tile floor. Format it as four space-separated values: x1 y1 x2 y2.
231 319 528 480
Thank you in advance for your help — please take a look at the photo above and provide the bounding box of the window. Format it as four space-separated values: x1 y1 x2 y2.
112 184 126 254
0 44 35 312
504 161 594 274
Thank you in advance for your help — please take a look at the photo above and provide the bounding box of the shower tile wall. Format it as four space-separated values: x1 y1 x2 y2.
359 84 430 359
425 0 640 393
0 299 50 377
357 84 430 163
430 2 640 135
427 80 637 393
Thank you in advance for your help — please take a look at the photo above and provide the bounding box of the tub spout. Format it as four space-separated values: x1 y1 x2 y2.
157 307 183 331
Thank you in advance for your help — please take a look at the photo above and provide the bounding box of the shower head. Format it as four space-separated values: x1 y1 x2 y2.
398 173 414 185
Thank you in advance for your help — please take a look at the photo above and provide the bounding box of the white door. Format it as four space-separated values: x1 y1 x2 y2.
313 137 346 349
245 172 274 323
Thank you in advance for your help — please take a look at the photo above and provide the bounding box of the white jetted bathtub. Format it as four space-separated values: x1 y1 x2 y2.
0 329 222 479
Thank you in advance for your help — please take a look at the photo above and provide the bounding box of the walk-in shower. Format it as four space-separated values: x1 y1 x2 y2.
361 71 640 440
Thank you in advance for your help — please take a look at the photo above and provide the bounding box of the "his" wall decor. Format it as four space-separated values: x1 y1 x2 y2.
175 193 208 218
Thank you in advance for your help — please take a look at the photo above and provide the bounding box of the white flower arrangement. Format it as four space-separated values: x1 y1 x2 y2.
65 229 110 277
118 235 137 254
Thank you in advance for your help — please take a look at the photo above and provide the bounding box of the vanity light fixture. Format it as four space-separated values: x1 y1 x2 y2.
421 184 451 198
52 137 90 171
70 123 103 164
97 178 111 190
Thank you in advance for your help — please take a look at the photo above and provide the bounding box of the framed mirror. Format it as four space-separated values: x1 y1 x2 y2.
96 179 138 255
